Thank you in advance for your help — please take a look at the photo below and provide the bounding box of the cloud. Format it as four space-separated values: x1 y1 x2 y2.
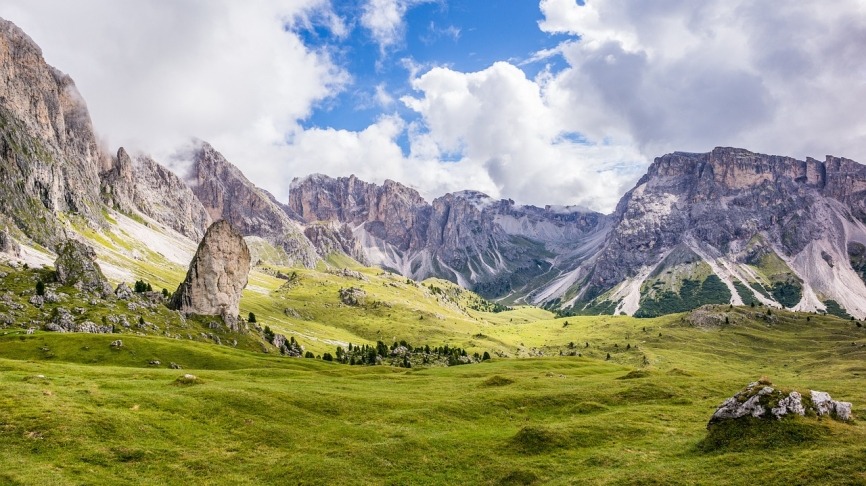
538 0 866 161
360 0 435 54
401 62 646 211
0 0 348 166
3 1 864 217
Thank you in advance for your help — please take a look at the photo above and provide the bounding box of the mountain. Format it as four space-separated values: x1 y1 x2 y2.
537 147 866 318
101 147 212 240
0 18 105 246
182 141 318 268
287 174 609 301
2 16 866 319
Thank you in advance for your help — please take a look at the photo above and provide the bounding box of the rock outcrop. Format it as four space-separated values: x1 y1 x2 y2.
709 381 853 428
0 227 20 256
54 239 110 293
169 220 251 321
185 141 318 268
0 18 105 247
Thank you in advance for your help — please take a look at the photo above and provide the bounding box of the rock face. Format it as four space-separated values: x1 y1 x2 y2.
170 220 251 320
100 148 213 240
543 147 866 318
185 141 318 268
288 174 608 300
709 381 853 428
54 239 109 293
0 18 105 247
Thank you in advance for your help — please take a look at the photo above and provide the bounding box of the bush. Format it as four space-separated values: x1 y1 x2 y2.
482 351 491 361
322 353 334 362
35 280 45 296
304 351 314 358
248 312 257 323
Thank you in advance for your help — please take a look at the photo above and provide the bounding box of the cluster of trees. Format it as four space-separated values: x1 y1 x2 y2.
319 340 491 368
133 280 153 293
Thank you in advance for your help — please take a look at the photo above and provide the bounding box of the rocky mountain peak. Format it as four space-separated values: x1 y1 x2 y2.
0 17 105 246
185 141 318 268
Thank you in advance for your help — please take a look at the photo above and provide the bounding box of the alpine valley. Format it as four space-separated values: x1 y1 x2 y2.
2 16 866 486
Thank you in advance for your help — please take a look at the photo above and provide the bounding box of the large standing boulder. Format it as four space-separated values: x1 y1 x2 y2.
54 239 110 293
169 220 250 322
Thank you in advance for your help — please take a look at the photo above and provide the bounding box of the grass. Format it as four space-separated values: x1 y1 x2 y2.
1 303 865 484
3 214 866 483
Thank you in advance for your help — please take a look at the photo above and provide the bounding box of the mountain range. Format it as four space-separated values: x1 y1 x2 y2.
2 17 866 318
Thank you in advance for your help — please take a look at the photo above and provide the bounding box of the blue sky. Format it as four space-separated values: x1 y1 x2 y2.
299 1 570 139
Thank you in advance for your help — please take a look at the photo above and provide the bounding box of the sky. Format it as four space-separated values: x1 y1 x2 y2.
1 1 865 213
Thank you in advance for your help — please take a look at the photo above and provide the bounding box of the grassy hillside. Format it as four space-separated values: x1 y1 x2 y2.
1 306 865 484
3 211 866 484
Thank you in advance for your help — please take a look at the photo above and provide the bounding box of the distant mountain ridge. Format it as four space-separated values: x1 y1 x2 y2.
2 16 866 318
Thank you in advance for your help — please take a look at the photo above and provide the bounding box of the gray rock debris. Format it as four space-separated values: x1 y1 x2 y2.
709 381 854 428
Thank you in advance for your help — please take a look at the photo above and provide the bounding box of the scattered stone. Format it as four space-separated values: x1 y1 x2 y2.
169 220 250 324
339 287 366 306
811 390 853 421
170 362 182 369
54 239 110 293
148 360 161 366
110 339 123 348
26 327 35 334
76 321 112 334
43 290 62 303
28 295 44 307
174 373 201 386
709 381 854 428
50 307 75 331
115 282 133 300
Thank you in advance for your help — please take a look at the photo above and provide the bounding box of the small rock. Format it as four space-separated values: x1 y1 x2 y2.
28 295 44 307
170 362 182 369
26 327 35 334
110 339 123 348
148 360 161 366
115 282 133 300
339 287 366 306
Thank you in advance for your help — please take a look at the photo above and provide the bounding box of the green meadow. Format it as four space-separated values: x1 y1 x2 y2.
2 225 866 484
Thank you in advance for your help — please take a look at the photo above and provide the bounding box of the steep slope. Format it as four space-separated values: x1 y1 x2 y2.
0 18 105 246
288 175 609 300
545 147 866 318
185 141 318 268
101 147 213 240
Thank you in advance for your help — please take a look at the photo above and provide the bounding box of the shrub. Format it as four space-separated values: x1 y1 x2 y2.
322 353 333 362
482 351 491 361
248 312 257 323
35 280 45 296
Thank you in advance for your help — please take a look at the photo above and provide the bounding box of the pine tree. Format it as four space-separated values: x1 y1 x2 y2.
35 280 45 296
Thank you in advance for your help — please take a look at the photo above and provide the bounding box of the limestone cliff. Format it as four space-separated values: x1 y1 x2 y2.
0 18 105 246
